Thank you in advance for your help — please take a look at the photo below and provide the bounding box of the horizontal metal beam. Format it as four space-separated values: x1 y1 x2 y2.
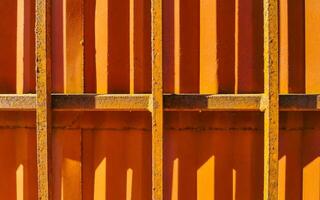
0 94 36 110
164 94 263 111
279 94 320 111
1 94 320 111
53 94 151 111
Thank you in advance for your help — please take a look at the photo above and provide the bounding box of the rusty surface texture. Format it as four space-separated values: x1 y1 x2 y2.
52 94 150 111
151 0 163 199
2 94 320 112
35 0 52 199
1 0 320 199
164 94 263 111
263 0 279 199
0 94 36 110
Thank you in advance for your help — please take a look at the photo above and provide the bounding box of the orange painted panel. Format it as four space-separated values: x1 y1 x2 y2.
0 0 35 94
0 129 37 200
279 0 305 94
0 0 17 93
278 112 320 200
1 0 320 95
279 113 303 200
132 0 151 93
164 112 264 200
52 0 65 92
51 112 151 199
306 0 320 93
63 0 84 93
0 112 37 199
52 0 151 94
52 129 82 200
236 0 263 93
2 0 320 199
302 113 320 200
82 130 151 199
107 0 130 93
163 0 263 94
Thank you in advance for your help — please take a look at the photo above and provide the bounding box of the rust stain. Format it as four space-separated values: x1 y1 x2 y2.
263 0 279 199
2 0 320 199
151 0 163 199
35 0 52 199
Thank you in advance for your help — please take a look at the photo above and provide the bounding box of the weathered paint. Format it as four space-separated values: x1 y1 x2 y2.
2 0 320 199
35 0 52 199
263 0 279 199
151 0 163 199
4 94 320 112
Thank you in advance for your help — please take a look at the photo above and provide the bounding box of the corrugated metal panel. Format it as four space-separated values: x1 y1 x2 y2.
0 0 319 199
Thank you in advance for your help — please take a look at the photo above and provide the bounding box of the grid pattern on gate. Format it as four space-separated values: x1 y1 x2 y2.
1 0 319 199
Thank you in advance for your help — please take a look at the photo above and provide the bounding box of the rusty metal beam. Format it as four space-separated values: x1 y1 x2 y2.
164 94 263 111
0 94 36 110
263 0 279 199
52 94 150 111
2 94 320 111
35 0 52 199
151 0 163 199
279 94 320 111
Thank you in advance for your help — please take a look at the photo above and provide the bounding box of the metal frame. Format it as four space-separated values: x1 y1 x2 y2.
0 0 308 199
263 0 279 199
35 0 52 199
2 94 320 111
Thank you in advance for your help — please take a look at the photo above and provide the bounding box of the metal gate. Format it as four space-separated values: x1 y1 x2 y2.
0 0 319 199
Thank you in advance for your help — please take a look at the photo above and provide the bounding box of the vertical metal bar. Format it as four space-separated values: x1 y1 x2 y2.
263 0 279 199
151 0 163 199
35 0 52 199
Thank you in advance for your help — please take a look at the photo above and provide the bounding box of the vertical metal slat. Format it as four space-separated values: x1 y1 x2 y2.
35 0 52 199
151 0 163 199
263 0 279 199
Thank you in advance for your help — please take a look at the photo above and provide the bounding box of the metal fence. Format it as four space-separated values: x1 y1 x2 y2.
1 0 320 199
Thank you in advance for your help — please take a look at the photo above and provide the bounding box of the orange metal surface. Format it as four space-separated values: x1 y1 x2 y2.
0 0 320 199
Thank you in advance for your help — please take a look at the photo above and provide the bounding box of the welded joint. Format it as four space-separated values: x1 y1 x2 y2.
148 95 154 112
260 94 269 112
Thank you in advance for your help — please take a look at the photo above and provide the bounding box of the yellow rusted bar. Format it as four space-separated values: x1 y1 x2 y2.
263 0 279 199
3 94 320 111
52 94 150 111
35 0 52 199
151 0 163 198
165 94 263 111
